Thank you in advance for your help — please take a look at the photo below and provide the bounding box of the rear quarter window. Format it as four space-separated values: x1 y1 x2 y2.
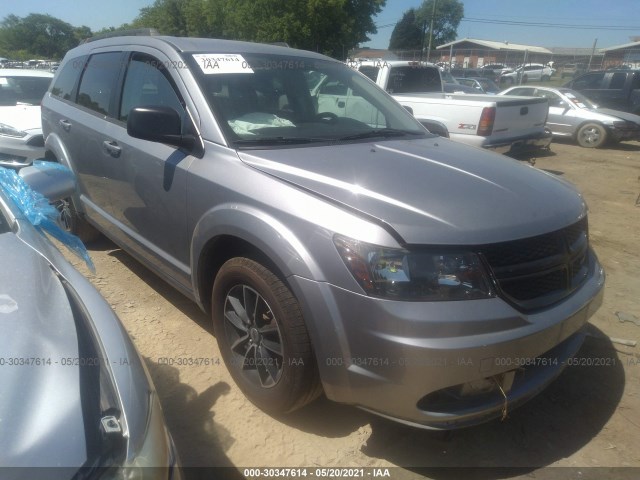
51 57 85 101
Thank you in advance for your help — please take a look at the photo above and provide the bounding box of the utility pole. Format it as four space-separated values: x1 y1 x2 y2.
588 38 597 71
420 20 427 61
426 0 437 62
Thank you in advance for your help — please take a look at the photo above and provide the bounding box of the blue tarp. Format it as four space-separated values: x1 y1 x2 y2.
0 164 95 272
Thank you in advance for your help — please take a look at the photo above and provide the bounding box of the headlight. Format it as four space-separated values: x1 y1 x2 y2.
334 235 494 301
122 392 181 479
0 123 27 138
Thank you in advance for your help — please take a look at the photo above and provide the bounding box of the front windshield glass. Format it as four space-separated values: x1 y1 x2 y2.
186 53 428 147
0 76 52 106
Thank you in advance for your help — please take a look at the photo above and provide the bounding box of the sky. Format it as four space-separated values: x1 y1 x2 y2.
1 0 639 49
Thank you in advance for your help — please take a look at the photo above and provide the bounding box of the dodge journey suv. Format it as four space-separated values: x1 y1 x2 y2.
42 32 605 429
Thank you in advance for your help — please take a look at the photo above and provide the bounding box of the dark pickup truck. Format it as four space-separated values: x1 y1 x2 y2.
564 69 640 114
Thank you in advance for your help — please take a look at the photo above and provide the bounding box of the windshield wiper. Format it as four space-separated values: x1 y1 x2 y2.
234 136 328 147
338 128 424 141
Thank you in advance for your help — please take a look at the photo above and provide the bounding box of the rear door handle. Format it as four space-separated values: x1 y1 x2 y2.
102 140 122 158
59 119 72 132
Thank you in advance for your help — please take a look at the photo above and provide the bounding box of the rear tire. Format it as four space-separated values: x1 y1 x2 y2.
212 257 321 414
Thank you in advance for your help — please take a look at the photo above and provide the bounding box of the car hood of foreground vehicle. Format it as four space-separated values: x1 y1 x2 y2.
239 137 587 245
0 231 88 467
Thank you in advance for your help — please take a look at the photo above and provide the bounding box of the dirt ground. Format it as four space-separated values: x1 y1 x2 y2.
67 140 640 479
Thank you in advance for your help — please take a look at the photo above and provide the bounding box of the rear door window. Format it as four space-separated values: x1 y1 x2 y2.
609 72 627 90
572 72 604 89
77 52 123 117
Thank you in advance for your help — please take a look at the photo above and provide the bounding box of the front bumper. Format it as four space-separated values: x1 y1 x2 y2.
293 252 605 429
609 127 640 143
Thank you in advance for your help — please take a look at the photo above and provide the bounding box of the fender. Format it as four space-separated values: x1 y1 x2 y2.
190 203 324 310
43 132 91 216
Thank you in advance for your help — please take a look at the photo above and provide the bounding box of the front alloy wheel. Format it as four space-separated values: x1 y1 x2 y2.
212 257 321 414
223 284 284 388
577 123 607 148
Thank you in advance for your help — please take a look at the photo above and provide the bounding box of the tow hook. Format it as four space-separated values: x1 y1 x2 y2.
493 370 516 421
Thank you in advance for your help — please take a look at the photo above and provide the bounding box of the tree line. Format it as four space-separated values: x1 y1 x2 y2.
0 0 386 61
0 0 462 62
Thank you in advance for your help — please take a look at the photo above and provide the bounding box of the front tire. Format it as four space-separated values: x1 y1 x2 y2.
212 257 321 414
576 123 607 148
55 196 101 243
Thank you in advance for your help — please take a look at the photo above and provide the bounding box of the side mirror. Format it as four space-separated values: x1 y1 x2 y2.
18 161 76 202
403 105 414 115
127 106 197 150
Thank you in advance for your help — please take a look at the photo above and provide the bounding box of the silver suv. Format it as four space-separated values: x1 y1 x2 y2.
42 33 605 429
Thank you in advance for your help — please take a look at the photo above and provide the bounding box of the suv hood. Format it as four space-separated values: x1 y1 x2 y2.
0 232 88 467
239 137 586 245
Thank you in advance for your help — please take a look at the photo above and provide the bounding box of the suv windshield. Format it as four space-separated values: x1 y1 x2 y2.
185 53 427 148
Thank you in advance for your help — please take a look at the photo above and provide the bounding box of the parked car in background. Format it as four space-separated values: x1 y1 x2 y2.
450 67 499 83
359 60 551 155
482 64 511 75
43 34 604 430
560 63 587 79
440 70 481 93
0 69 53 169
564 69 640 114
456 77 501 94
501 64 556 84
0 162 181 477
500 85 640 148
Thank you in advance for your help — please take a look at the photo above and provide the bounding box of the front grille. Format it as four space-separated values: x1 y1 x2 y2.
480 217 590 311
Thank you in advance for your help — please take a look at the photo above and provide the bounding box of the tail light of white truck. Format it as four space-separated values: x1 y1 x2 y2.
478 107 495 136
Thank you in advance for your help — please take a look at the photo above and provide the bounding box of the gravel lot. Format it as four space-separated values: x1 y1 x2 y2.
67 140 640 479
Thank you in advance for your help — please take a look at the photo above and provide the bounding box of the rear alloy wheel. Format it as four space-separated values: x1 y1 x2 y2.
576 123 607 148
212 257 321 414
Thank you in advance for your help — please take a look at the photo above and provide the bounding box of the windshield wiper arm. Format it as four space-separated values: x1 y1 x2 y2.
338 128 424 141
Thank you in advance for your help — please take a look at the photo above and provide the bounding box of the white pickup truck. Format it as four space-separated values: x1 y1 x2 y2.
344 60 552 156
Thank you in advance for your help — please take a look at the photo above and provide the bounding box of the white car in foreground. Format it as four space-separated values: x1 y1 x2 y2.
0 69 53 168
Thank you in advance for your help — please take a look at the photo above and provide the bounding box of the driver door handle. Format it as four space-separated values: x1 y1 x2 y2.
103 140 122 158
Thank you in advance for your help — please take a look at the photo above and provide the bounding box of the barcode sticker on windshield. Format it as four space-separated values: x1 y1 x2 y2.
193 54 253 74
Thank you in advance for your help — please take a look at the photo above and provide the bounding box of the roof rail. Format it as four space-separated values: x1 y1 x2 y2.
81 28 161 44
